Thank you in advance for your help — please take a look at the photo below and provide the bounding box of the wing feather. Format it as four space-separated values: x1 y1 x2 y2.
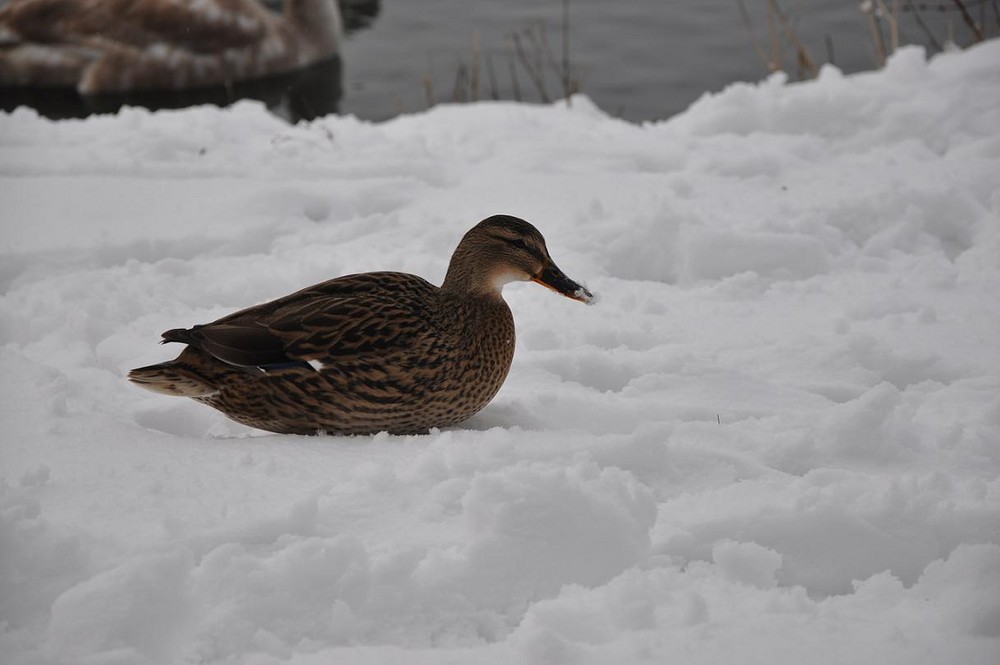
164 272 440 369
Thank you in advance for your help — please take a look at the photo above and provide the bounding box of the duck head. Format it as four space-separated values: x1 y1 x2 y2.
443 215 595 304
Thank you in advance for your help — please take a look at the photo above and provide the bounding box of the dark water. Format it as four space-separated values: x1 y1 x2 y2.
0 0 991 123
0 57 343 122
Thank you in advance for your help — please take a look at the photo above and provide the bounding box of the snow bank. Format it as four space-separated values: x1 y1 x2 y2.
2 41 999 664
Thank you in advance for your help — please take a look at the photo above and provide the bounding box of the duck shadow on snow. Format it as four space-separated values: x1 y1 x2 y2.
133 402 541 439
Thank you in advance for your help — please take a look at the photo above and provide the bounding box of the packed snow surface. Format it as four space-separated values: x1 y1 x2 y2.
2 42 1000 664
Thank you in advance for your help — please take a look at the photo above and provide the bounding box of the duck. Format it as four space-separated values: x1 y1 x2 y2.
0 0 342 94
128 215 595 435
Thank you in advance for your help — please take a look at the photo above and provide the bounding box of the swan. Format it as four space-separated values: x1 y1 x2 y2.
0 0 342 93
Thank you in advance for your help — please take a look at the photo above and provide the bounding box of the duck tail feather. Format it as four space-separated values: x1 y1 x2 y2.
128 361 217 397
161 328 197 345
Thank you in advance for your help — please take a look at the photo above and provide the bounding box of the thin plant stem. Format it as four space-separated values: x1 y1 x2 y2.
451 63 468 103
952 0 985 40
904 0 945 50
505 39 522 102
767 0 781 71
771 0 818 77
530 21 573 101
534 25 546 94
470 31 481 102
421 75 436 107
486 53 499 100
875 0 901 53
864 2 888 66
736 0 772 70
511 30 551 102
562 0 571 100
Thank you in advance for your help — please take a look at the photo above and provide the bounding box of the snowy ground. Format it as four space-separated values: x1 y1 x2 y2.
2 41 999 665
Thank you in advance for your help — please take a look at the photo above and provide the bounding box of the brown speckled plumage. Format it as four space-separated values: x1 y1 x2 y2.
128 215 594 435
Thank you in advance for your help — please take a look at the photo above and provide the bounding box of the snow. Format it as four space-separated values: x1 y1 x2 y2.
2 40 1000 664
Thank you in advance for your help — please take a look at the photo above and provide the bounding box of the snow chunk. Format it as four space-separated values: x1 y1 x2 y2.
712 539 783 589
48 551 195 663
422 462 656 608
685 229 831 281
18 463 50 488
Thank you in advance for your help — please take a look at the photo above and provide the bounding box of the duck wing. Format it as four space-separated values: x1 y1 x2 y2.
163 272 440 370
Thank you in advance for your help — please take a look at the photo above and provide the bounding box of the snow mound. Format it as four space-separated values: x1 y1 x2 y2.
2 41 1000 664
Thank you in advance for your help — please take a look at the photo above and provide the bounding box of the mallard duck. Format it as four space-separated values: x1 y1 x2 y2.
129 215 595 435
0 0 341 93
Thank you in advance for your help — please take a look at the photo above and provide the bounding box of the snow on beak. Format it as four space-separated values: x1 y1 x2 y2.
532 260 595 305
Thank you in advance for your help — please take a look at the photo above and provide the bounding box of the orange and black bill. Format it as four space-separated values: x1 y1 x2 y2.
533 261 595 304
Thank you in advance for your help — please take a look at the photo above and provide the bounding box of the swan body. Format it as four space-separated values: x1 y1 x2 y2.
0 0 342 93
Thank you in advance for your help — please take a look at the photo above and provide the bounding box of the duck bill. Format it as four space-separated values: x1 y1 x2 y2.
532 260 595 304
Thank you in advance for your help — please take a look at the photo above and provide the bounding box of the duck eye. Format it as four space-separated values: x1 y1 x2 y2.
510 238 530 251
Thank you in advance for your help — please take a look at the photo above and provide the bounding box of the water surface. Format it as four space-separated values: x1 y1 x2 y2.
340 0 970 121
